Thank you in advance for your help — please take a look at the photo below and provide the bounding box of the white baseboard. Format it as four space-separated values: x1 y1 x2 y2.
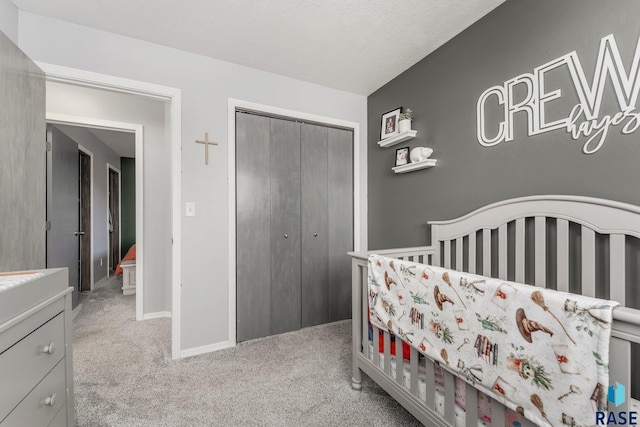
180 341 234 359
142 311 171 320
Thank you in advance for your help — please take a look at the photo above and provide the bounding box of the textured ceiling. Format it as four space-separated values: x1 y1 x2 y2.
12 0 506 95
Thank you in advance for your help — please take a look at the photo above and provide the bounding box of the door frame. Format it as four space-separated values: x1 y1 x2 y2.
107 163 122 279
40 62 183 360
48 114 144 321
227 98 362 348
78 145 94 290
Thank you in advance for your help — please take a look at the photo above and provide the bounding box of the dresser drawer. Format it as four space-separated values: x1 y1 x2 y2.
0 359 66 427
0 313 65 421
46 403 68 427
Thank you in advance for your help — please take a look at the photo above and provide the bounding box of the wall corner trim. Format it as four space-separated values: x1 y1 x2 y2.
180 341 233 359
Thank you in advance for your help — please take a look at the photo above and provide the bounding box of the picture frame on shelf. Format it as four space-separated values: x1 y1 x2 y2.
381 107 401 140
395 146 409 167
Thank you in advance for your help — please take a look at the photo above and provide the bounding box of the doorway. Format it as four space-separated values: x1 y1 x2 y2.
41 63 182 359
108 166 121 276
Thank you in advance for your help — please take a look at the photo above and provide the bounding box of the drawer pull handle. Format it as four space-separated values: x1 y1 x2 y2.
45 393 57 406
43 343 56 354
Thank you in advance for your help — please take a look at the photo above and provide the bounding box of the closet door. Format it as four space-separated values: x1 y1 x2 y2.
236 113 271 342
269 119 302 335
301 124 330 327
328 128 354 321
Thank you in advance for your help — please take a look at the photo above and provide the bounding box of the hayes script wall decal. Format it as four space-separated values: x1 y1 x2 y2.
477 34 640 154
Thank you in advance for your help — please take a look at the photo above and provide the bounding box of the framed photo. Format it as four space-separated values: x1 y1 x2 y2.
395 147 409 167
381 107 401 140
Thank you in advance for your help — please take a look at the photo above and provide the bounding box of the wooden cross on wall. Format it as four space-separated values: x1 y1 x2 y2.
196 132 219 165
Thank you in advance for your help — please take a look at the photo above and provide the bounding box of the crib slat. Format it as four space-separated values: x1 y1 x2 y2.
372 326 380 367
383 331 391 375
444 370 455 425
609 336 630 413
610 234 626 305
410 347 419 396
490 398 506 427
534 216 546 287
515 218 525 283
456 237 463 271
425 359 435 410
557 219 569 292
498 224 507 280
469 232 477 274
395 338 403 386
362 271 369 360
464 385 478 427
582 227 596 297
444 240 451 269
483 229 491 276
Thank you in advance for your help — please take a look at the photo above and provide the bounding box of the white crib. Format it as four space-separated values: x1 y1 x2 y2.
350 195 640 426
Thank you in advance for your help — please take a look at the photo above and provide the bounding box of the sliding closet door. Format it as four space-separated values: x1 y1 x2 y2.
327 128 354 321
236 113 271 342
301 124 330 328
270 119 302 335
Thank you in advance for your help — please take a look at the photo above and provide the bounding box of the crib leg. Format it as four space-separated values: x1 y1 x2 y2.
352 258 363 391
352 370 362 390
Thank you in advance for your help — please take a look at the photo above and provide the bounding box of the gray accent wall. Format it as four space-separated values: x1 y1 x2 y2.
368 0 640 250
0 31 45 272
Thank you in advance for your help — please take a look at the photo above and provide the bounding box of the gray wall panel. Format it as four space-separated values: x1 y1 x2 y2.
270 119 301 335
0 31 45 272
367 0 640 250
328 128 354 321
301 124 329 327
236 113 271 342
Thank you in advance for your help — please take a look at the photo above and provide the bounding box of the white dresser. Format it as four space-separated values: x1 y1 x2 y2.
0 268 73 427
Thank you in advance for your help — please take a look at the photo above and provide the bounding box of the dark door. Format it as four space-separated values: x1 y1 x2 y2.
301 123 329 327
108 168 120 273
79 150 91 291
46 125 80 307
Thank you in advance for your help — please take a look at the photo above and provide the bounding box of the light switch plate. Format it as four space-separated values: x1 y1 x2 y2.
185 202 196 217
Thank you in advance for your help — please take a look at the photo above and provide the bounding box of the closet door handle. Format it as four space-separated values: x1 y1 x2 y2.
313 233 318 237
284 234 288 239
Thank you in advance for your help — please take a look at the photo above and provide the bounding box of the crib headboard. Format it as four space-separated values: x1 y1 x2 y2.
429 195 640 307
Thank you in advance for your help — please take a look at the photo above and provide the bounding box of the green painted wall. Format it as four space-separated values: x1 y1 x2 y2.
121 157 136 258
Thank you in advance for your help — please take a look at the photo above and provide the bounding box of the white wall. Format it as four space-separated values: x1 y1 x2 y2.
53 123 122 283
18 11 368 354
0 0 18 44
47 82 169 316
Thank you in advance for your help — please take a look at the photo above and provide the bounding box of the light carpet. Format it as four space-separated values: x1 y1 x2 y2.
72 276 421 426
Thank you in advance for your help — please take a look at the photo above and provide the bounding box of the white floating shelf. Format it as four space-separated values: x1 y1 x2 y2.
392 159 437 174
378 130 417 148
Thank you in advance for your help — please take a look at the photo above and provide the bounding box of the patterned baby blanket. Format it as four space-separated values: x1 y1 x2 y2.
367 255 619 427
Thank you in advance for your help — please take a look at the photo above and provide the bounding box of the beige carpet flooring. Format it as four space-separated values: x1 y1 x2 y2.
72 275 421 426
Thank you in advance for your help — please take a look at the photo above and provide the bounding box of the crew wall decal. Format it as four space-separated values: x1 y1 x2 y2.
477 34 640 154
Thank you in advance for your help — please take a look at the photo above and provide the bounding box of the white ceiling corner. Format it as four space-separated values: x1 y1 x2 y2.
12 0 506 95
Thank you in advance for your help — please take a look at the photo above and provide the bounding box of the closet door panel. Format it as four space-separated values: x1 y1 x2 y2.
270 119 302 335
328 128 354 321
236 113 271 342
301 124 329 327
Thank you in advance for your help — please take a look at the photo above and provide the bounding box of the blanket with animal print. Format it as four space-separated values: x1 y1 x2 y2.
367 254 619 427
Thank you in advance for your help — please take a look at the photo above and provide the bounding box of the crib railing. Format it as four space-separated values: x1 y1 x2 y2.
350 247 640 427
